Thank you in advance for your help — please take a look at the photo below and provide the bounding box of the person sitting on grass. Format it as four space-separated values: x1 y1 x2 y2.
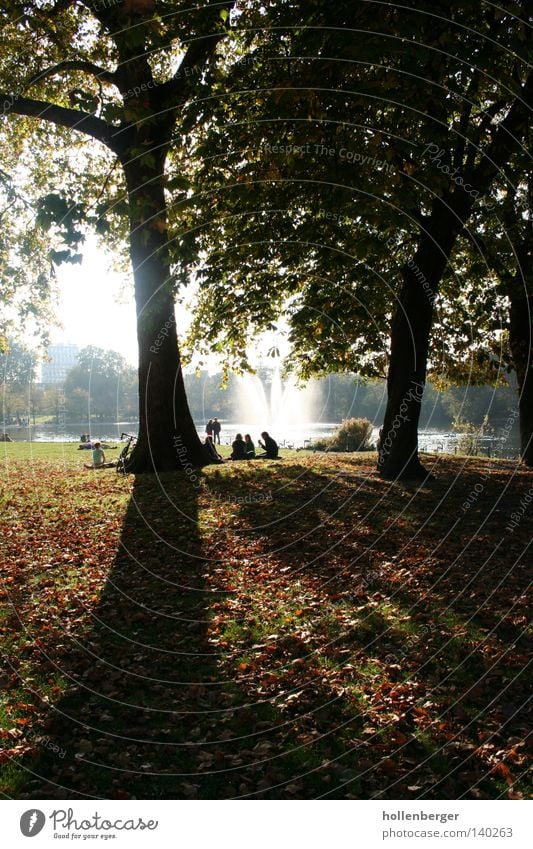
257 431 279 459
230 433 247 460
244 433 256 458
204 435 224 463
84 441 109 470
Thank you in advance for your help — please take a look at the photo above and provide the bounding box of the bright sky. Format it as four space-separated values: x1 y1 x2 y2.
50 240 288 374
51 239 138 366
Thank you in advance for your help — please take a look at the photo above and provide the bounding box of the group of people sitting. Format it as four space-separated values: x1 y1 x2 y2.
83 429 280 470
204 431 279 463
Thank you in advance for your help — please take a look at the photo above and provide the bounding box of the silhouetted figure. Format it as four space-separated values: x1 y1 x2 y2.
230 433 247 460
212 418 221 444
244 434 255 458
206 419 214 438
204 435 223 463
257 431 279 459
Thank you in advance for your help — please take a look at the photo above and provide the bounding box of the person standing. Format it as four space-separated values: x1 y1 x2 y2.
206 419 214 439
212 418 221 444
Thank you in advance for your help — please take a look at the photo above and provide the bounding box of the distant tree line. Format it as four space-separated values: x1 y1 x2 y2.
317 375 518 432
1 339 519 441
1 343 137 426
62 346 137 422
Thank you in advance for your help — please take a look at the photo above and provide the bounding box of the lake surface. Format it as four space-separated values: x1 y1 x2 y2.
1 421 520 459
1 421 338 448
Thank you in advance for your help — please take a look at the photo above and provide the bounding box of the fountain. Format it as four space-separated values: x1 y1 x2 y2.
235 345 325 444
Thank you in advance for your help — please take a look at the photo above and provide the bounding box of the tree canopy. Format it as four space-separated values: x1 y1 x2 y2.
0 0 238 470
183 1 530 372
178 0 532 473
0 1 531 473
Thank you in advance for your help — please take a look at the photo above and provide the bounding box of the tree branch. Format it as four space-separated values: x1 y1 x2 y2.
154 2 236 109
0 93 123 154
0 167 35 212
23 60 117 91
452 69 480 171
87 157 121 212
471 70 533 194
0 197 18 224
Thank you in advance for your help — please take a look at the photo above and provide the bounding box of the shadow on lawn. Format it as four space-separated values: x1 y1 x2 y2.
15 472 220 798
15 470 356 799
12 458 530 799
227 459 531 799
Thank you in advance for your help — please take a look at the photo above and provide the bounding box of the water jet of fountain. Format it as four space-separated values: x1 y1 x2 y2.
237 353 320 442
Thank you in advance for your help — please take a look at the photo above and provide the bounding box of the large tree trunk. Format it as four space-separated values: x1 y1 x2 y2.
509 293 533 467
378 205 462 480
378 69 532 481
122 157 207 473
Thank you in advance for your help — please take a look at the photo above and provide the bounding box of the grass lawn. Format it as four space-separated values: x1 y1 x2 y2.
0 442 531 799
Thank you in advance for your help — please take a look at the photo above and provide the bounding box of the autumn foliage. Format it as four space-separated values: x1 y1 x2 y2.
0 446 530 798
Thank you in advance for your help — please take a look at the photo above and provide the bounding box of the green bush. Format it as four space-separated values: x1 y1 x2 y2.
313 417 374 452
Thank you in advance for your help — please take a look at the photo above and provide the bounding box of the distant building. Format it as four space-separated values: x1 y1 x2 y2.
41 343 79 385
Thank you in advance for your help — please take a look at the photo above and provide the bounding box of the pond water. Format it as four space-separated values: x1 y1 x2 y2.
1 421 520 459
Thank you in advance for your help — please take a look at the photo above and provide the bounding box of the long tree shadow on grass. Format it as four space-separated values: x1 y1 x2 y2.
11 457 530 799
15 469 365 800
223 458 531 799
15 472 219 798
